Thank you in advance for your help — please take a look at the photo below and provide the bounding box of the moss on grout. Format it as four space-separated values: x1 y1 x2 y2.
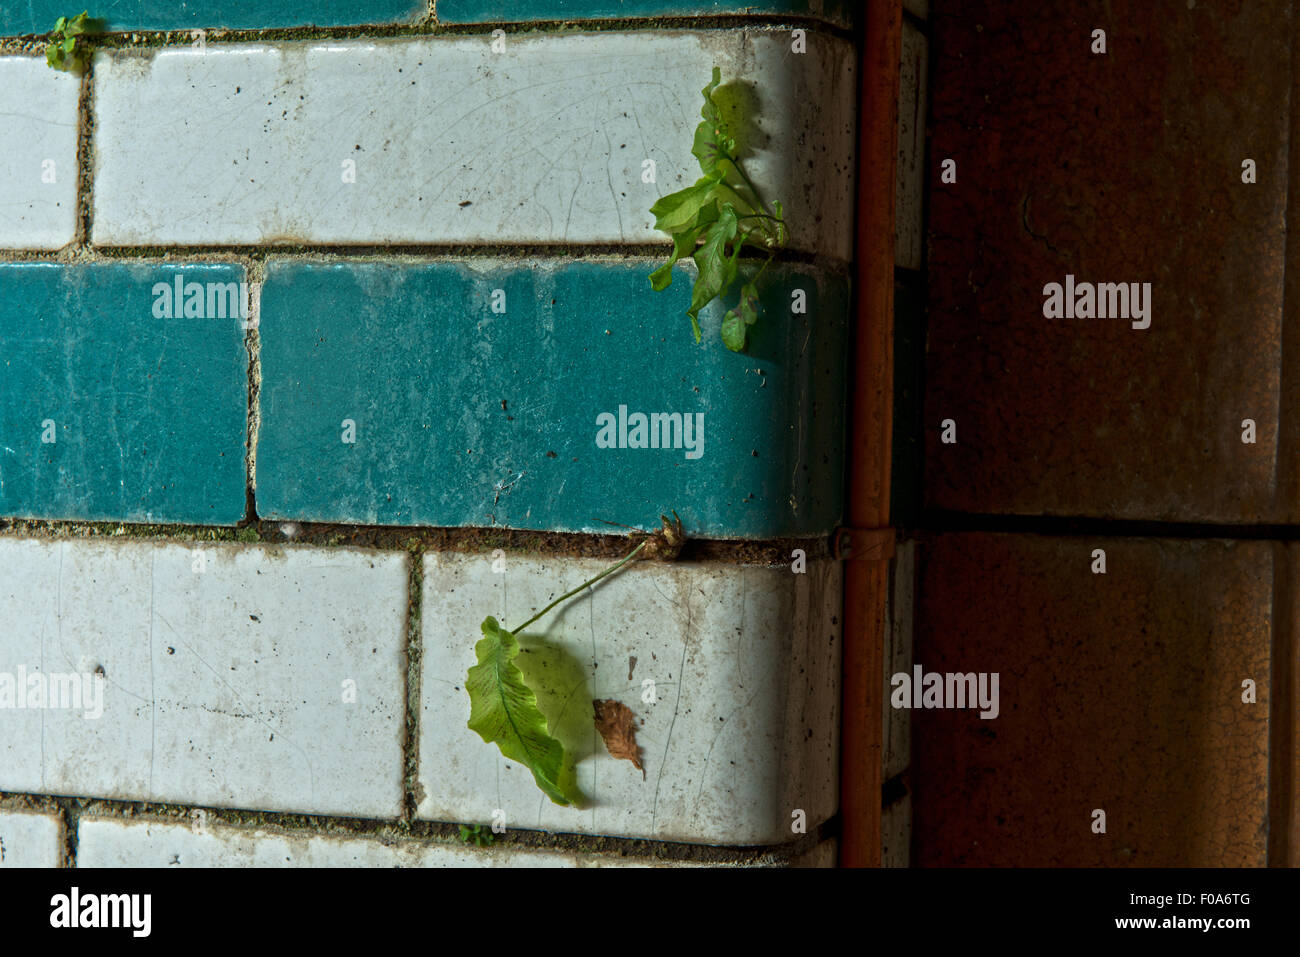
0 516 828 564
0 15 847 55
1 790 830 865
402 545 424 820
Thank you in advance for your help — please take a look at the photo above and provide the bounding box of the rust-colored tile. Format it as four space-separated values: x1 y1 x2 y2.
924 1 1290 520
912 533 1271 866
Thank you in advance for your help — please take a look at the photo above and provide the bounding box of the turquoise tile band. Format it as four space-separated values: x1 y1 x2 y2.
257 258 847 538
0 0 848 34
0 262 249 524
435 1 853 25
0 1 424 35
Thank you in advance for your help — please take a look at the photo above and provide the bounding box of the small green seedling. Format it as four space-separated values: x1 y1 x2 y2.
46 12 102 74
649 68 788 352
465 537 649 805
458 824 495 847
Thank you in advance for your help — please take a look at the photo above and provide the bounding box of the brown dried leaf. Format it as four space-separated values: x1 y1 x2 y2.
593 699 645 779
641 511 686 562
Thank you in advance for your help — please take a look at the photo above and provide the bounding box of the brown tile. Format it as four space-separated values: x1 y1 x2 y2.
912 533 1271 866
924 1 1290 520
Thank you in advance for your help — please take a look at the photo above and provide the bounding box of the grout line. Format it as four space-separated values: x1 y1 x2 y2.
3 791 832 866
0 244 843 271
73 57 94 251
243 276 262 525
0 518 831 564
402 547 424 823
93 243 834 267
0 15 851 55
56 798 80 868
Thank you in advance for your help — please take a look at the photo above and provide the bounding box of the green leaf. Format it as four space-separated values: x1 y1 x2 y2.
54 16 67 33
649 202 719 291
46 45 64 69
458 824 495 847
62 36 76 52
649 170 722 234
693 67 738 175
720 310 746 351
687 203 740 328
721 280 761 352
692 119 734 175
66 11 91 35
466 616 571 806
699 67 722 129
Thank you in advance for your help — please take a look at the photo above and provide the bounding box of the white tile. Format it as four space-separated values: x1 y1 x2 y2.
417 551 841 845
0 538 408 818
0 810 62 867
0 58 81 250
896 22 927 269
91 32 856 258
883 541 914 781
76 817 717 867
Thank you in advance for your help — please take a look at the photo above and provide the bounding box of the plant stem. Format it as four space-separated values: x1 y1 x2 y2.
724 155 773 217
509 540 648 635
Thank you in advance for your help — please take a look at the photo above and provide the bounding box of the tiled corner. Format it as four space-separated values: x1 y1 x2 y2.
417 551 842 845
0 1 425 35
0 58 81 250
0 809 63 867
0 263 248 524
913 533 1271 866
256 258 849 539
90 33 856 258
0 538 408 818
435 0 854 26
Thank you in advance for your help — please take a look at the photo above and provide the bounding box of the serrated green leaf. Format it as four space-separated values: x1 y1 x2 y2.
649 202 720 291
466 616 571 806
694 67 740 177
687 203 740 326
692 121 721 174
67 11 91 35
649 170 723 234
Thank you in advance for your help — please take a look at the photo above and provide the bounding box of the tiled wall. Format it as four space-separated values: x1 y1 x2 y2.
0 2 855 867
916 0 1288 866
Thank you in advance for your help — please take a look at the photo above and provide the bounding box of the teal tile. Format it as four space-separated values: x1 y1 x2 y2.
258 259 847 538
0 1 424 35
436 0 853 25
0 263 248 524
